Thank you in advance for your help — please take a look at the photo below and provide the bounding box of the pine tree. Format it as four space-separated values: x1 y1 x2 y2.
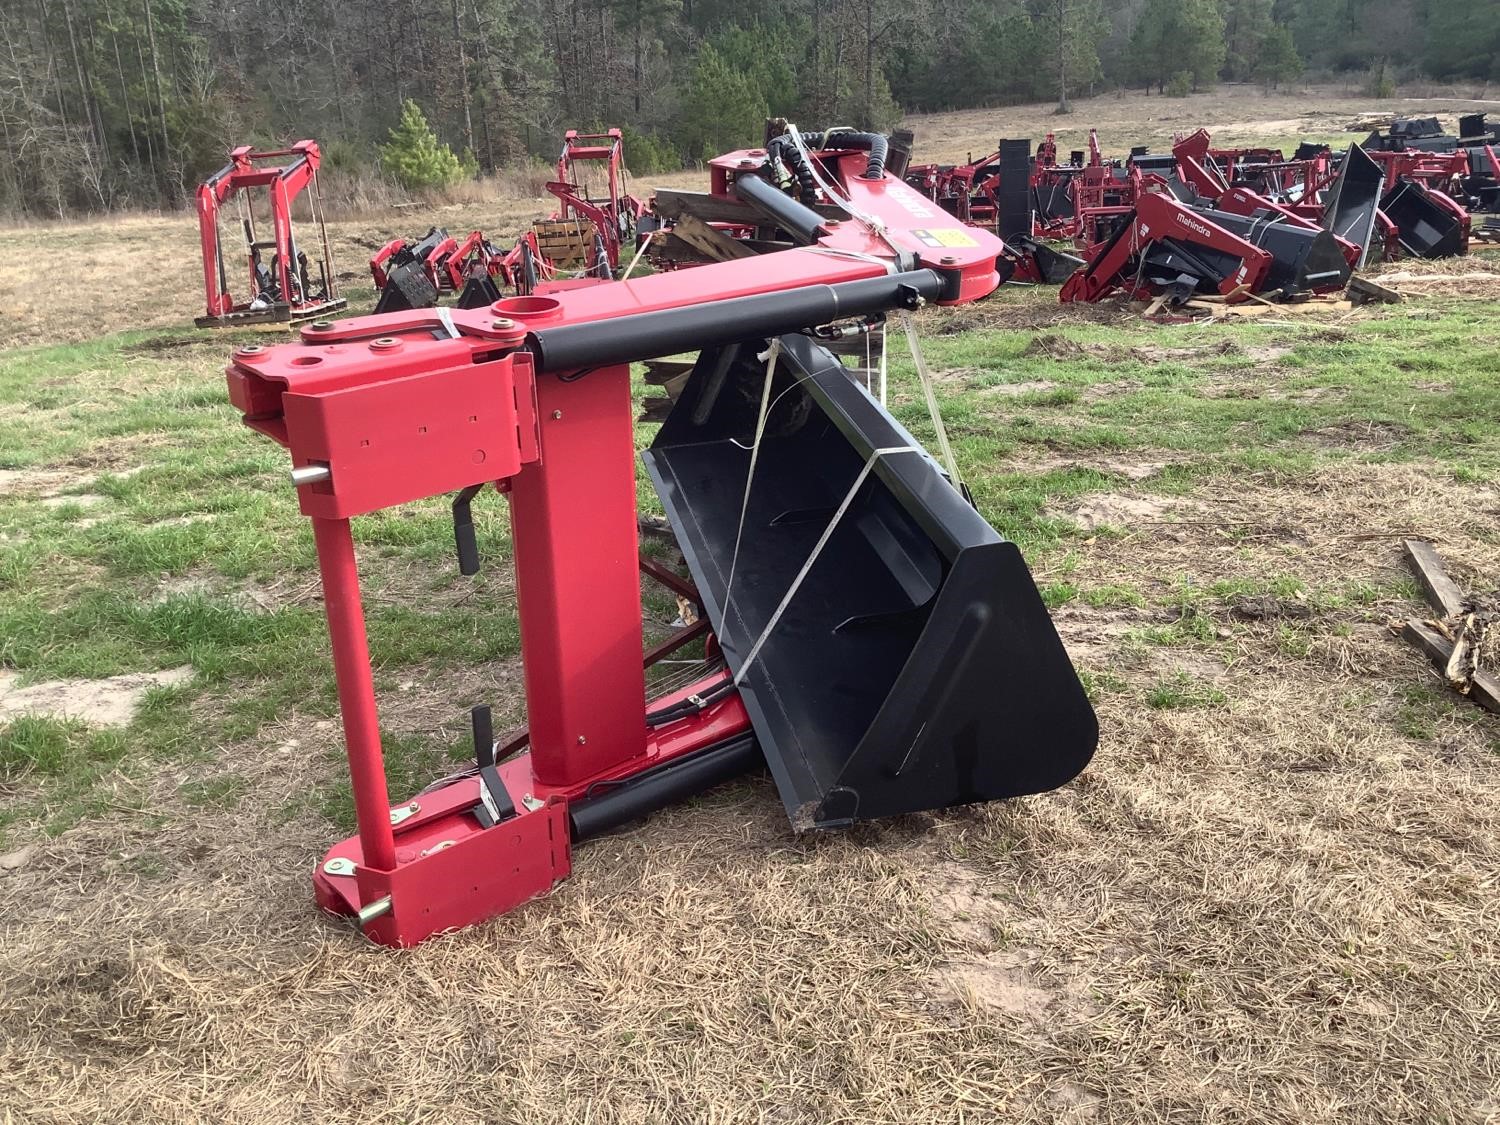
1255 24 1302 90
1129 0 1175 93
675 44 769 161
1181 0 1227 90
379 99 472 191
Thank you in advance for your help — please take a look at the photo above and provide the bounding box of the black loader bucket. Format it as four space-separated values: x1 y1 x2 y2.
1033 175 1076 224
1381 179 1466 258
643 334 1097 829
373 259 440 314
996 139 1033 240
1323 144 1384 268
456 273 502 309
1205 208 1352 295
1013 234 1085 284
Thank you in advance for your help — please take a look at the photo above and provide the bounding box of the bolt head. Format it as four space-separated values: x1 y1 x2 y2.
576 735 587 745
491 317 516 330
551 410 563 420
310 320 333 331
940 255 958 265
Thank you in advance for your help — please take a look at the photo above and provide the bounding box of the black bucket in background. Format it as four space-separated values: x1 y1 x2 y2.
372 259 440 314
1381 179 1466 258
1033 174 1076 223
643 334 1098 829
1459 113 1491 141
1322 144 1384 268
995 139 1033 241
456 273 502 308
1200 208 1352 295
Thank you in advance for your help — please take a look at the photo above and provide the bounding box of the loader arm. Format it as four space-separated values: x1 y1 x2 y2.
1059 190 1273 303
1173 129 1229 199
226 141 1095 947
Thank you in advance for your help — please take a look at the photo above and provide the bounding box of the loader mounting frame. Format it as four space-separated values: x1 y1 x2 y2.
196 141 346 328
226 141 1096 947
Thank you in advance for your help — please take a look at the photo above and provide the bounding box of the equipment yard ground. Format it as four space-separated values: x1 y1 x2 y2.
2 89 1498 1123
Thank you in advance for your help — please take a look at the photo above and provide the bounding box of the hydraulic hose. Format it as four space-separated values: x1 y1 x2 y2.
768 134 818 205
800 130 890 180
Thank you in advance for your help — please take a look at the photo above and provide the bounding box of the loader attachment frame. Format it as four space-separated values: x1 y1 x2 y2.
224 138 1096 947
195 140 346 328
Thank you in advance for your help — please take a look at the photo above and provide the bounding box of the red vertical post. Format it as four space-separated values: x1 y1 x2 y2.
272 178 293 311
311 516 397 872
509 364 648 787
196 186 222 316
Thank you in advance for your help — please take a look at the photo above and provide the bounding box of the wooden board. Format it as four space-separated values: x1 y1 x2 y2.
670 214 759 262
1403 539 1468 618
1348 275 1403 306
643 359 695 384
1401 619 1500 713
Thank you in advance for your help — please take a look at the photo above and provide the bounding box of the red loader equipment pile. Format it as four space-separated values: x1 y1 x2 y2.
196 141 346 328
536 128 647 279
901 136 1082 284
225 127 1097 947
370 227 511 314
369 128 648 315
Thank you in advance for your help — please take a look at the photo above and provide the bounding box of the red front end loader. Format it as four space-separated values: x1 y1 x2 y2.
225 129 1098 947
196 141 346 328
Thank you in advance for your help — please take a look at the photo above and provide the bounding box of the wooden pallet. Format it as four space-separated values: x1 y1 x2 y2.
533 219 595 267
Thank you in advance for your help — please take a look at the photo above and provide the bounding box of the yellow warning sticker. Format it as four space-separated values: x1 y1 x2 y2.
912 227 979 249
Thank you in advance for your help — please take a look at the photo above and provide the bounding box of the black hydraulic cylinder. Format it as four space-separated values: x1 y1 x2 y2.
734 172 828 244
569 734 761 840
527 269 946 373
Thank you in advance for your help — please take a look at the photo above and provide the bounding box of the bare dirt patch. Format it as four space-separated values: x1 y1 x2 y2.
937 950 1056 1016
0 666 192 727
0 467 94 497
1006 450 1176 482
1065 493 1201 531
1297 419 1412 451
982 378 1058 397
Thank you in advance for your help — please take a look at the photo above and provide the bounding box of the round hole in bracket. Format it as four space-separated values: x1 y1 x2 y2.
290 355 323 366
492 295 562 321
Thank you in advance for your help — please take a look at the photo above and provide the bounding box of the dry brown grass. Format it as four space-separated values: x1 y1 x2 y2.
903 83 1500 164
2 456 1498 1122
0 171 702 352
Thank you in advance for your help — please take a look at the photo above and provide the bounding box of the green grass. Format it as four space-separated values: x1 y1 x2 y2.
2 265 1499 844
1145 671 1229 711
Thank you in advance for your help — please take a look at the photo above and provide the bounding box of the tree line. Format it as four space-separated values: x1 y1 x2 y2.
1 0 1496 218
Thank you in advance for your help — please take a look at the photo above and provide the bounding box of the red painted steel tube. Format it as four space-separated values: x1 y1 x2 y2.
311 515 397 871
